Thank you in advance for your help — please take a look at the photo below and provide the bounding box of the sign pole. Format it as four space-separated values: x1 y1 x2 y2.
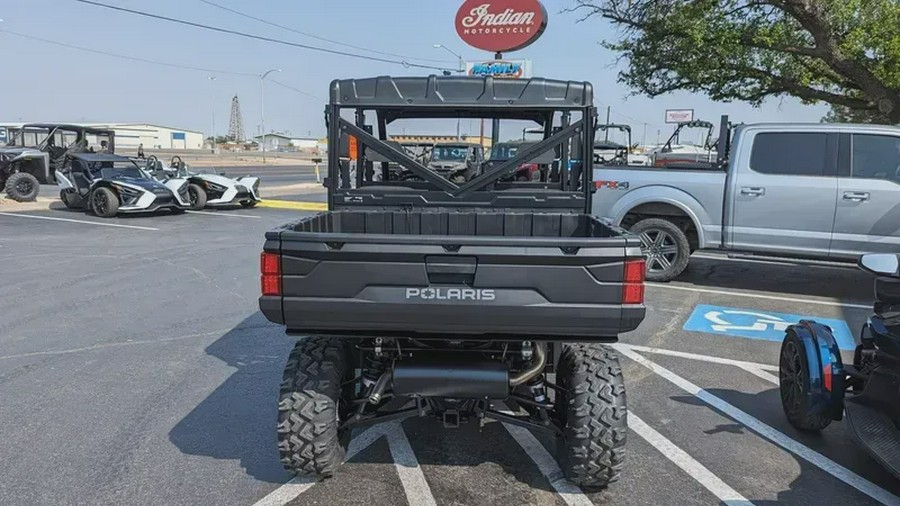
490 51 503 147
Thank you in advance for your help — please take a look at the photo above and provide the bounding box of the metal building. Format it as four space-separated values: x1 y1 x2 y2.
0 122 204 150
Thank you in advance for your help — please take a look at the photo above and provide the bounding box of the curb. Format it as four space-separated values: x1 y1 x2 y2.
257 200 327 211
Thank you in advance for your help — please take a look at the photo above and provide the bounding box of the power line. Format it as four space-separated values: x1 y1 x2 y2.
74 0 454 72
0 28 257 77
197 0 454 65
0 28 322 101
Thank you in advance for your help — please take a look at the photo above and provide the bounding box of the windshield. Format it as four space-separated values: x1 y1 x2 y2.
92 161 145 179
490 144 519 160
431 146 468 162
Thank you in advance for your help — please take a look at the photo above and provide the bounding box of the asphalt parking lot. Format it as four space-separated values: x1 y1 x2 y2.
1 182 898 505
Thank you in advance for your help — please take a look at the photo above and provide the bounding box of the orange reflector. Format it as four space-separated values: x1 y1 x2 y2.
623 259 646 305
823 363 832 392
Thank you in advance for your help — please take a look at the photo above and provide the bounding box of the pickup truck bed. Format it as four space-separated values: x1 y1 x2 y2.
260 209 645 340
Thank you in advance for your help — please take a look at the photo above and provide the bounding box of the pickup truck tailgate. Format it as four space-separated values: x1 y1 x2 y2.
260 210 645 340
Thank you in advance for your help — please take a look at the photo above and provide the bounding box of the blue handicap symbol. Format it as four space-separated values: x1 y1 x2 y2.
683 304 856 350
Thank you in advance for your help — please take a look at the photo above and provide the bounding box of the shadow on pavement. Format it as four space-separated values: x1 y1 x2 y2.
669 386 900 503
169 312 295 483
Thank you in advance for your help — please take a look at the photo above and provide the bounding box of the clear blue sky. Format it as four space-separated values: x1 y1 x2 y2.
1 0 828 142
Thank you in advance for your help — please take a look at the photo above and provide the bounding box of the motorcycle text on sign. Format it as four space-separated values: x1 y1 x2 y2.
455 0 548 53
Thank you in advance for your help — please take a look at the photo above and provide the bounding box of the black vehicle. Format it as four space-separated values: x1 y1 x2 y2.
0 124 116 202
55 153 189 217
259 75 647 487
779 253 900 478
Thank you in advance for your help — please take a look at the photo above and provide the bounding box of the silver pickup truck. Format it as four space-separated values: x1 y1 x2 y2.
593 120 900 281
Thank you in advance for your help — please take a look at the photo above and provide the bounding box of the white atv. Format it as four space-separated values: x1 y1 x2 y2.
144 155 261 210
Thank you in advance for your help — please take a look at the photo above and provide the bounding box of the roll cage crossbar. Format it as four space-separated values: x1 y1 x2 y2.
326 75 596 213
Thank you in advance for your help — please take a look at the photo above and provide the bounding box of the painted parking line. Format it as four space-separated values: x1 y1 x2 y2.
613 345 900 506
627 414 752 506
0 212 158 231
683 304 856 350
185 210 261 219
251 421 436 506
647 282 871 310
618 344 780 384
256 200 327 211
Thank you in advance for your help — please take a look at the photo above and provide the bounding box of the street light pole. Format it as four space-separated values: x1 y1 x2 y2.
260 68 282 163
208 76 216 154
433 44 465 141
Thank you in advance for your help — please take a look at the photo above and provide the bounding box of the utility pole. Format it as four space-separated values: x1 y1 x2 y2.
433 44 465 141
642 123 647 147
260 68 282 163
604 106 612 141
208 76 216 153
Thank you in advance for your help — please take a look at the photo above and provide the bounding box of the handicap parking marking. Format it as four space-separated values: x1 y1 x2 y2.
683 304 856 351
683 304 856 350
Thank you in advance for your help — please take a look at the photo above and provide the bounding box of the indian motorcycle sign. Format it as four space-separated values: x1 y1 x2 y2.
455 0 548 53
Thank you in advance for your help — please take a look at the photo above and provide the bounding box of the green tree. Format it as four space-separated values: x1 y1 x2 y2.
572 0 900 123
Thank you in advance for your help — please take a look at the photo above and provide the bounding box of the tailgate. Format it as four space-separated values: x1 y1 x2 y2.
260 229 645 340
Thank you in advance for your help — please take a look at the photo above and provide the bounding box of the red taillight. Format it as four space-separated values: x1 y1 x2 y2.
623 259 645 305
260 252 281 296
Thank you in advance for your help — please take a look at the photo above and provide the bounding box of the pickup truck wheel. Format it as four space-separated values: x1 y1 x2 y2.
554 343 627 489
277 337 351 477
630 218 690 282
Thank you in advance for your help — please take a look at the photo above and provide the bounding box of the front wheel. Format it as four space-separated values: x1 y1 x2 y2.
277 337 352 477
629 218 690 282
240 200 258 208
59 190 79 209
779 331 833 431
90 187 119 218
554 344 627 489
187 184 207 210
5 172 40 202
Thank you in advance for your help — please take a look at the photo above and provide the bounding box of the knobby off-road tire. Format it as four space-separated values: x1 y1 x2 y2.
779 331 833 431
629 218 691 282
5 172 40 202
277 337 352 477
554 343 627 489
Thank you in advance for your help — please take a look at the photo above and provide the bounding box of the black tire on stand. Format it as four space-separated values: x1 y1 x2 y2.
90 187 119 218
779 330 833 431
5 172 40 202
629 218 690 282
554 343 627 489
277 337 352 477
187 184 207 210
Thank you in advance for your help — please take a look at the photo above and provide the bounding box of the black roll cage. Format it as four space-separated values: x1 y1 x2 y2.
326 76 596 213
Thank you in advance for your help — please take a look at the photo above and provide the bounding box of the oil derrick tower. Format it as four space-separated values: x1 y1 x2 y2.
228 95 245 142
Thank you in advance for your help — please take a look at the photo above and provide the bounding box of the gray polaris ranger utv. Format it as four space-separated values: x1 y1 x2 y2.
258 75 647 488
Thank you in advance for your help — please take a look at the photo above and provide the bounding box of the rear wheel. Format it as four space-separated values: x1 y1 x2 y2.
90 187 119 218
187 184 206 210
5 172 40 202
277 337 352 477
629 218 690 282
554 343 627 489
779 332 833 431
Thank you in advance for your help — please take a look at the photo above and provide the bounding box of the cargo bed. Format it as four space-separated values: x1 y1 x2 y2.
259 210 645 340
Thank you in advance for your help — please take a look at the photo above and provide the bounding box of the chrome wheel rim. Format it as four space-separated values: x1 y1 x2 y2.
639 229 679 273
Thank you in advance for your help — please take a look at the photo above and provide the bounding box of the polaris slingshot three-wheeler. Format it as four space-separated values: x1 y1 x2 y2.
144 155 261 209
56 153 190 217
779 253 900 478
258 76 647 487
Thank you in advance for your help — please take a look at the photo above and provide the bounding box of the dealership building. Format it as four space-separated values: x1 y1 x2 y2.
0 122 205 151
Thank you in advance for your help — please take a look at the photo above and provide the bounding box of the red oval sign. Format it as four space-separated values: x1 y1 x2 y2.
455 0 548 54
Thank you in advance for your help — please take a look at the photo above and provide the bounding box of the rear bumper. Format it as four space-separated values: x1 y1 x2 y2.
260 295 645 341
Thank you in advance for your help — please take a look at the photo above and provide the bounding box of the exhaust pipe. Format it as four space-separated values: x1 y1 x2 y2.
509 342 546 387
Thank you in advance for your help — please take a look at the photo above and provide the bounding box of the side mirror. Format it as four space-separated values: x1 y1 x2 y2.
859 254 900 277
